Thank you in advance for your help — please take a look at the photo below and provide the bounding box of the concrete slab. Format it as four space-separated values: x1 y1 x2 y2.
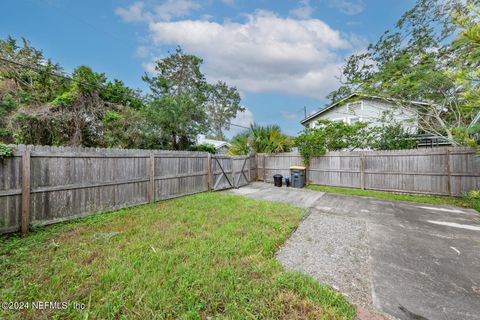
228 182 480 320
226 183 324 208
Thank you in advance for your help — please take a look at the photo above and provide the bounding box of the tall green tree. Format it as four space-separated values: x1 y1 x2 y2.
327 0 480 146
0 36 67 142
143 47 209 150
0 36 158 147
206 81 243 140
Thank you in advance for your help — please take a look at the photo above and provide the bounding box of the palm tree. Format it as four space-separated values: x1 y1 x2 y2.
228 131 251 155
228 124 293 155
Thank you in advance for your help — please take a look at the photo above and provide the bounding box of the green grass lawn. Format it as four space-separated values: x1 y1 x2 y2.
0 193 355 319
307 185 479 211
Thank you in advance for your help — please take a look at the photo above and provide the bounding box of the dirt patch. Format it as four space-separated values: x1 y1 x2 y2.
276 290 335 319
357 307 388 320
153 219 173 233
56 226 87 241
83 251 99 265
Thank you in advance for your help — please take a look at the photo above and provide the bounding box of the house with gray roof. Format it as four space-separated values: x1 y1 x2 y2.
300 93 420 133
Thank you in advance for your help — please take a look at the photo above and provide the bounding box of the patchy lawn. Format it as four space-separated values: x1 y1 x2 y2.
307 185 478 211
0 193 355 319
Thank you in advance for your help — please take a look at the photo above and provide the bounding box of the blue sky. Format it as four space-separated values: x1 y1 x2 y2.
1 0 415 137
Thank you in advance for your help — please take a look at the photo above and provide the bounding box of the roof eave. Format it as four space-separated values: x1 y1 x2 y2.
300 93 433 124
300 93 359 124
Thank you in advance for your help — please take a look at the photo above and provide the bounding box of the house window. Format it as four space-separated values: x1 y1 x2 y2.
346 101 363 113
331 117 346 123
348 117 361 124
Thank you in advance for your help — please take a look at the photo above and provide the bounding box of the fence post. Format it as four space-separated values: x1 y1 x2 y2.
305 162 310 185
255 154 259 181
21 149 31 235
446 148 452 196
231 157 235 188
207 153 212 191
149 155 155 203
360 154 365 190
263 154 266 182
248 156 251 183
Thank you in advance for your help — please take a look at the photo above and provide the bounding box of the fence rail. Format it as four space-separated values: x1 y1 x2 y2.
256 148 479 196
0 145 255 234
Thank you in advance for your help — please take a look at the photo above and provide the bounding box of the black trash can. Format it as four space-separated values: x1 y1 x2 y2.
273 174 283 187
290 166 306 188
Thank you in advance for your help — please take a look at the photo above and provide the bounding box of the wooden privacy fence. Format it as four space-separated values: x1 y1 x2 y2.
257 147 479 196
0 145 255 234
2 145 477 234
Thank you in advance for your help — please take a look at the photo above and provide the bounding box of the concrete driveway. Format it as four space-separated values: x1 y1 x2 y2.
226 182 480 320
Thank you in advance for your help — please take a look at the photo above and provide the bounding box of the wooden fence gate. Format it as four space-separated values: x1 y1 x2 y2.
211 155 251 191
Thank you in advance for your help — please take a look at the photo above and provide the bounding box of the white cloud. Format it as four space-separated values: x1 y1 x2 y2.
226 107 254 137
142 60 156 73
154 0 202 21
145 10 352 98
135 46 151 58
290 0 314 19
115 0 202 23
115 2 151 23
326 0 364 16
281 111 298 120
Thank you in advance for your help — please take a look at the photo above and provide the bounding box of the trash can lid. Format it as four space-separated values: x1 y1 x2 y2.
273 174 283 177
290 166 306 170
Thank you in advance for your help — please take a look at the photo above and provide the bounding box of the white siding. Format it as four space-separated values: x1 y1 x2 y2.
307 98 417 132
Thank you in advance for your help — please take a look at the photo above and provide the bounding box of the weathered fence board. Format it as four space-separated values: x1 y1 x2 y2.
232 156 251 188
249 155 256 182
211 155 234 191
1 145 256 234
257 153 304 183
257 148 479 196
0 154 22 233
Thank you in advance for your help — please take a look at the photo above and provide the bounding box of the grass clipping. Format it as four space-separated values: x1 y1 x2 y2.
0 193 355 319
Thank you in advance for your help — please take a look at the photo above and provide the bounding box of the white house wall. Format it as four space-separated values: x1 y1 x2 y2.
307 98 417 133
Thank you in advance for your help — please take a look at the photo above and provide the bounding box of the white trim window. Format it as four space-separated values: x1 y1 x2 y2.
346 101 363 113
347 116 361 124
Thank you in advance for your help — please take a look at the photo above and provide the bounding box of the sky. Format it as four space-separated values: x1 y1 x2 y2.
0 0 415 138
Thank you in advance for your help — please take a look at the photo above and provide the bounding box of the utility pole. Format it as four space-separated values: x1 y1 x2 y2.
304 106 307 118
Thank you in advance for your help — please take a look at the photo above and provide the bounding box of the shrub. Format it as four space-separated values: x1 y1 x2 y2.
51 91 76 107
189 143 216 154
463 190 480 213
295 120 373 165
0 93 17 112
0 143 14 159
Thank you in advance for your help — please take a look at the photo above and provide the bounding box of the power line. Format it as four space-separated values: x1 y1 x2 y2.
228 122 250 129
0 57 252 129
0 56 127 97
0 57 75 83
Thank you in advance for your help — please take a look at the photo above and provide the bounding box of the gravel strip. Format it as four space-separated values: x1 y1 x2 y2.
277 210 373 308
